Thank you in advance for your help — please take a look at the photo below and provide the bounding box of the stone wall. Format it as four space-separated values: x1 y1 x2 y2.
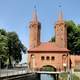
0 73 40 80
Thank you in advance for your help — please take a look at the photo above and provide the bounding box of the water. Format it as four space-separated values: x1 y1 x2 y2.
40 74 55 80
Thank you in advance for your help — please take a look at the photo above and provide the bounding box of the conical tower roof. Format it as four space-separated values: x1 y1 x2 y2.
56 11 64 25
32 6 38 22
58 11 64 22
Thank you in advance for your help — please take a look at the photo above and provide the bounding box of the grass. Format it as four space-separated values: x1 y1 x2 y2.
60 73 80 80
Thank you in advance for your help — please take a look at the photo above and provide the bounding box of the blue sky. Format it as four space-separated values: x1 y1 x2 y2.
0 0 80 63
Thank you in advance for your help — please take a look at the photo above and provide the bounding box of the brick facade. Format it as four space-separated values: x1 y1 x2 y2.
28 10 73 71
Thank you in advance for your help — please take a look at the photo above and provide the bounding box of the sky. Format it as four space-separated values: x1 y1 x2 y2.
0 0 80 63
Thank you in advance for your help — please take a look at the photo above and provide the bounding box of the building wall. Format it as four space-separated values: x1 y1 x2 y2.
55 22 67 48
70 55 80 69
28 52 68 71
28 11 69 71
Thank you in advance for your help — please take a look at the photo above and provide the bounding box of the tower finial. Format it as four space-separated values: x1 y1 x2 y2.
32 5 38 22
58 2 63 21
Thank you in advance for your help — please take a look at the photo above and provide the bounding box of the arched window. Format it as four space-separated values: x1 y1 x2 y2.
31 54 34 58
46 56 50 60
41 56 45 60
51 56 55 60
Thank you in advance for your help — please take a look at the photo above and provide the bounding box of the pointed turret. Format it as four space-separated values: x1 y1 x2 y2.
29 7 41 48
58 11 63 21
55 11 67 48
32 6 38 22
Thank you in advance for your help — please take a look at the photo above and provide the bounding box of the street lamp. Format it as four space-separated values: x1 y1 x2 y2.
63 63 67 71
31 54 35 72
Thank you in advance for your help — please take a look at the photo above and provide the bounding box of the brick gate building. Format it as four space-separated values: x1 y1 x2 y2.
28 10 70 71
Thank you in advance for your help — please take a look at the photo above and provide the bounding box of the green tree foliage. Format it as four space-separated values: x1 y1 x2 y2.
50 37 55 42
66 21 80 54
0 29 8 68
50 20 80 54
0 29 26 68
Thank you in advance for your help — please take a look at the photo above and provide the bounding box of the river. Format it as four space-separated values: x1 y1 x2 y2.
40 74 56 80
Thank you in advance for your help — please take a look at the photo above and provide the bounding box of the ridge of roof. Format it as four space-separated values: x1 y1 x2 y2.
28 42 69 52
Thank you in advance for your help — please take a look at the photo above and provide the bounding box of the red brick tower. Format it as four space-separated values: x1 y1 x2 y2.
29 9 41 48
55 12 67 48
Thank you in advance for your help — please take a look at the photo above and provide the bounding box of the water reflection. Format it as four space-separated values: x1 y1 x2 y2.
40 74 55 80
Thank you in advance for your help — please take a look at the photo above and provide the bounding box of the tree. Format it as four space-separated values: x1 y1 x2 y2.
7 32 26 68
50 20 80 54
49 36 55 42
66 21 80 54
0 29 26 68
0 29 8 68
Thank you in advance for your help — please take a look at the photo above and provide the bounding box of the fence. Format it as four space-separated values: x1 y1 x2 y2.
0 67 28 77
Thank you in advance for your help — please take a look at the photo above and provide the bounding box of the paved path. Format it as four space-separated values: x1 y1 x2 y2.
0 68 28 77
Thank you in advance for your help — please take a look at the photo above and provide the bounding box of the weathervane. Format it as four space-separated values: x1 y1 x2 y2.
34 4 36 9
34 4 37 13
33 0 38 14
58 1 62 11
32 0 38 22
